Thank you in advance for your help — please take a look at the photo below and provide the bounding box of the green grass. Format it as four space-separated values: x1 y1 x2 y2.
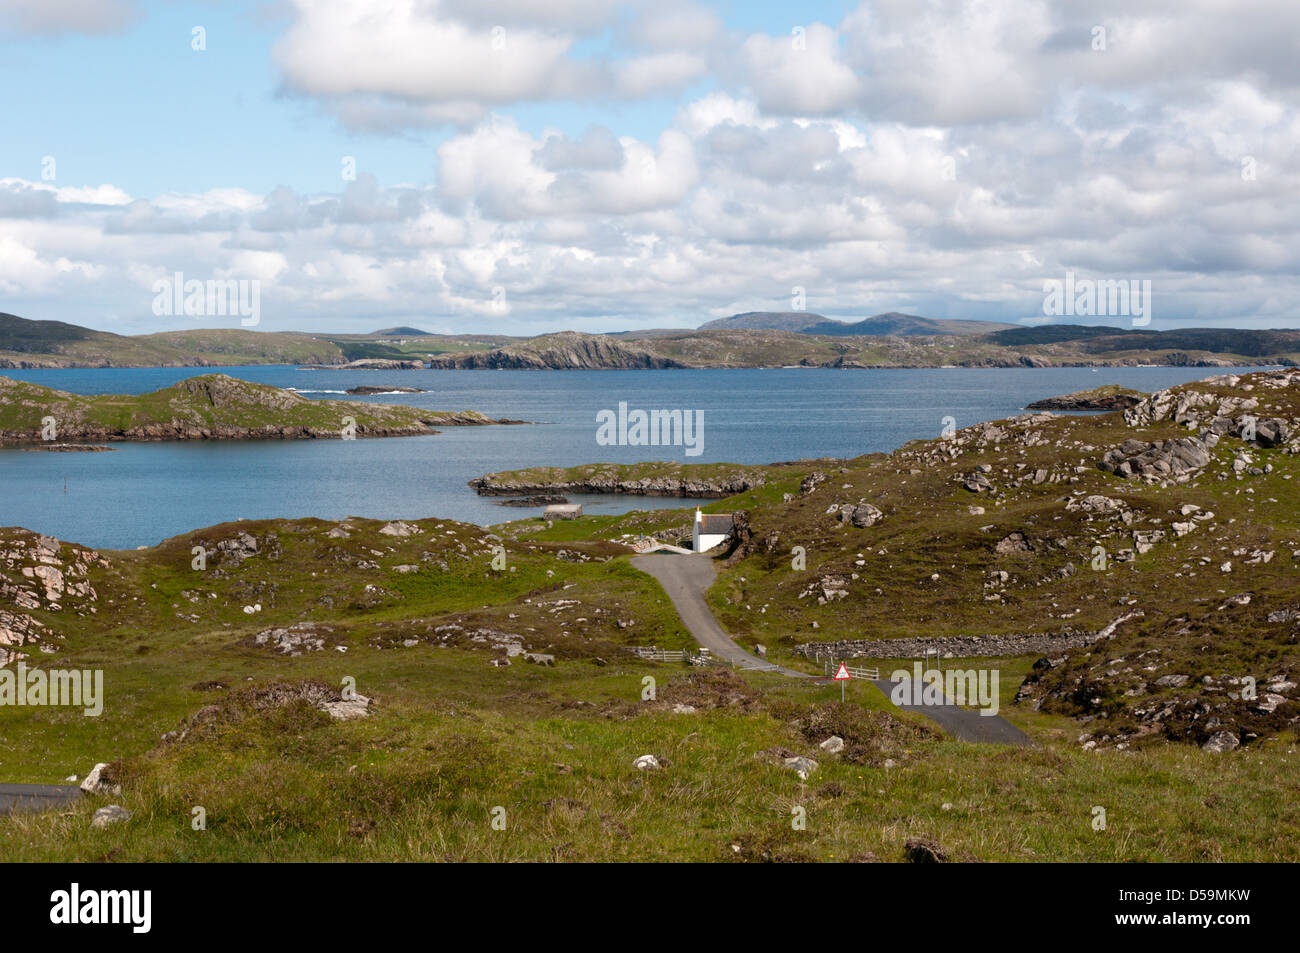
4 655 1297 861
4 368 1300 861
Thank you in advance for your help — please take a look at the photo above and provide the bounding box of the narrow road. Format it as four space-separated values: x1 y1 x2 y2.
631 554 807 676
872 680 1032 745
0 783 82 816
631 552 1032 745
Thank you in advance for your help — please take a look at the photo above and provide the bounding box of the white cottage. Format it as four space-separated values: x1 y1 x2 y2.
692 508 734 552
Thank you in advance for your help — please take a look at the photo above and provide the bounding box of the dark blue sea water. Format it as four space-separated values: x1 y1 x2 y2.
0 365 1258 549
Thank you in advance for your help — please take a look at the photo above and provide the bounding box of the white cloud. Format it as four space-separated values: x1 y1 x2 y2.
273 0 594 128
737 23 862 115
9 0 1300 331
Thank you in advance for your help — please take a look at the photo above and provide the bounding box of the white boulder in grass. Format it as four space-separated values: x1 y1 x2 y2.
320 694 371 720
80 763 121 796
633 755 660 771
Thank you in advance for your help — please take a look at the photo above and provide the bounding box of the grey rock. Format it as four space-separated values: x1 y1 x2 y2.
784 756 818 780
1201 730 1239 753
90 805 131 829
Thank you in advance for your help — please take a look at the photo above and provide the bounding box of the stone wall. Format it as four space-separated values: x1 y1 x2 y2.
795 629 1102 660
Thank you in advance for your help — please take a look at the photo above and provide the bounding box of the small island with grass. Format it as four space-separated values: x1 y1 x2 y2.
1025 384 1145 411
0 373 516 444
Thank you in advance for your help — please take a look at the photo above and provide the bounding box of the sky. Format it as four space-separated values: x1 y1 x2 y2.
1 0 1298 336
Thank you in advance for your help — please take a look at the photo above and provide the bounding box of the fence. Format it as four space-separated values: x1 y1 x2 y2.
823 659 880 680
630 646 730 668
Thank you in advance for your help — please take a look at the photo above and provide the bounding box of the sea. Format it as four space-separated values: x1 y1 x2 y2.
0 364 1257 549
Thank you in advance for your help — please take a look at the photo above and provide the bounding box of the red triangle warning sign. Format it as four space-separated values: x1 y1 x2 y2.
833 663 851 680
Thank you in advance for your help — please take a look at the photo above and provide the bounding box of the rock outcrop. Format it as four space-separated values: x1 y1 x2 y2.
430 332 688 370
1097 433 1217 482
0 530 105 664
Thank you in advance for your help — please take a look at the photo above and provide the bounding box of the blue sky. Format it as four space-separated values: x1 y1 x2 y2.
1 0 1297 335
3 0 851 196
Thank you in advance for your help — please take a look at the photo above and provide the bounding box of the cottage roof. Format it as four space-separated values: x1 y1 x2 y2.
697 514 734 534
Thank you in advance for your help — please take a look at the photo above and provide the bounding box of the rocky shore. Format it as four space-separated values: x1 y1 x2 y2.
470 471 766 498
1026 386 1143 411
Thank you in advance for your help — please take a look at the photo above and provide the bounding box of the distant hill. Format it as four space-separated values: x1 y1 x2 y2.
698 312 831 333
699 310 1014 336
0 312 108 351
372 327 432 336
5 311 1298 371
807 312 1016 337
988 324 1136 346
0 313 346 368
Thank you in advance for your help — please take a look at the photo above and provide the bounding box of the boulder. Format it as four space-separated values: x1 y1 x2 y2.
840 503 884 528
818 736 845 754
1066 495 1126 515
90 805 131 829
79 762 121 797
1201 730 1239 753
783 756 818 780
633 754 660 771
378 521 421 537
994 532 1032 554
320 694 371 720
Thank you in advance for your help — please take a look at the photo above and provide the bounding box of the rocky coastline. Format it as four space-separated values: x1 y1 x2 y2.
470 472 765 498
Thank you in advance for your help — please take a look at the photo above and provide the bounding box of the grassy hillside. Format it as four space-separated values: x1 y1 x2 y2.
2 370 1298 861
2 504 1297 861
0 313 345 368
0 373 495 441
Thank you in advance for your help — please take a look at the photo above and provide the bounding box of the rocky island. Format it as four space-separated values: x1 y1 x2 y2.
470 461 785 498
1025 385 1144 410
0 373 515 444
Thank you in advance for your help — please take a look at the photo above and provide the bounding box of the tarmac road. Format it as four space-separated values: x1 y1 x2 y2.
631 553 805 676
0 783 82 816
631 552 1032 746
